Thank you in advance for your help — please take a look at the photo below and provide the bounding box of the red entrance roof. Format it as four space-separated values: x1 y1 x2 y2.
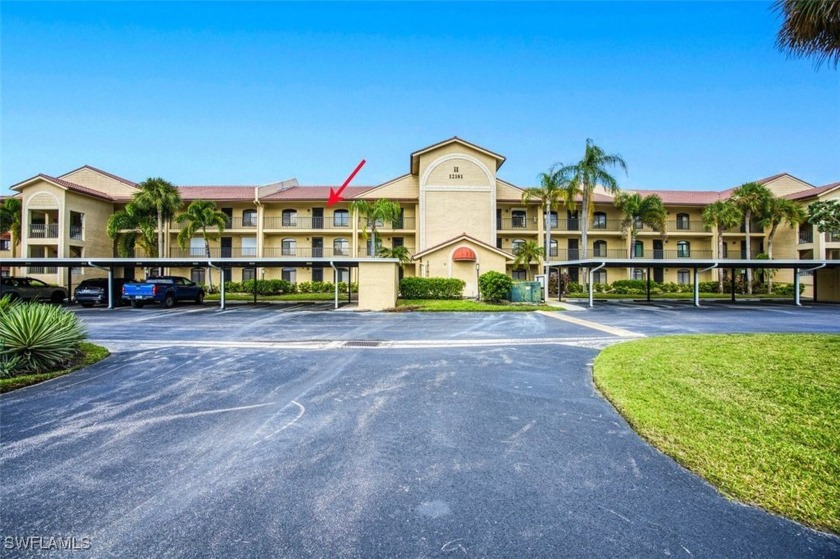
452 247 477 262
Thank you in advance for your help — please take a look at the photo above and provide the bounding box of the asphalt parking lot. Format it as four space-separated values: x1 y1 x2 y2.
1 303 839 558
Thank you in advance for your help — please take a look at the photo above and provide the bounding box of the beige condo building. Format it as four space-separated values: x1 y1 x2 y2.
2 137 839 299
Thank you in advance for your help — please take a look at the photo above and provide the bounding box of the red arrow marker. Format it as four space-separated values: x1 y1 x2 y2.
328 159 366 207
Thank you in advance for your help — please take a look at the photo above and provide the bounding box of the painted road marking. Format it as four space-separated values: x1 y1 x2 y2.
537 311 645 338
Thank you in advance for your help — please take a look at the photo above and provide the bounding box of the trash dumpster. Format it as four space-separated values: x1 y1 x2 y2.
509 281 543 303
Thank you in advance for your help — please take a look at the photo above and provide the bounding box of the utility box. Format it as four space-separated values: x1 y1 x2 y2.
509 281 543 303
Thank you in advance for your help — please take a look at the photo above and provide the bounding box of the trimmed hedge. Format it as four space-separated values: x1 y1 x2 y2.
399 277 465 299
222 280 358 295
478 271 513 302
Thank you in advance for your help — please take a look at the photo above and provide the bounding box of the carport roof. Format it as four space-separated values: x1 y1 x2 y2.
3 257 399 269
547 258 840 269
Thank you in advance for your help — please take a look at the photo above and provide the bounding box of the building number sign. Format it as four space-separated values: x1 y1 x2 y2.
449 166 463 179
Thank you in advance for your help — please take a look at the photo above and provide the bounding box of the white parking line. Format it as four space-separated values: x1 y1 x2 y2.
537 311 645 338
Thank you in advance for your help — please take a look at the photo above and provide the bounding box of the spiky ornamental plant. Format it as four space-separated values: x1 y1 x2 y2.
0 302 86 375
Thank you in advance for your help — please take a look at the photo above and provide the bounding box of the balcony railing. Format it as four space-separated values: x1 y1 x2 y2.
829 232 840 243
358 218 415 231
548 248 714 260
667 220 706 232
70 225 84 240
170 248 258 258
799 228 814 244
225 217 258 229
498 217 538 231
357 246 416 258
28 266 58 274
265 216 351 230
29 224 59 238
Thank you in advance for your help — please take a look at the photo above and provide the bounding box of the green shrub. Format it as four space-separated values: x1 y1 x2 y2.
478 271 513 302
566 282 583 293
771 283 804 296
698 281 719 293
400 277 466 299
0 301 86 376
611 279 647 291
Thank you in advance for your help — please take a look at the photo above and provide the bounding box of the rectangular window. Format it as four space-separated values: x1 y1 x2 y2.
511 210 527 228
632 268 645 280
190 268 206 285
311 267 323 282
190 237 205 257
392 237 404 248
241 237 257 257
677 270 691 285
282 268 297 283
593 270 607 284
512 269 527 281
0 239 9 251
242 268 256 282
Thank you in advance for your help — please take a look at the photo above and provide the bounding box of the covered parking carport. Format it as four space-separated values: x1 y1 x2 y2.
547 258 840 308
0 256 400 311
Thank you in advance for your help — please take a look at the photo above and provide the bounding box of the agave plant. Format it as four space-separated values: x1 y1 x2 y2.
0 302 87 375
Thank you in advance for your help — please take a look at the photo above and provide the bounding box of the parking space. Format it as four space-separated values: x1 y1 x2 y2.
2 309 838 557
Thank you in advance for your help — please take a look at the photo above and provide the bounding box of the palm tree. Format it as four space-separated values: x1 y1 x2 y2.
377 245 412 268
107 202 158 257
731 182 772 294
521 165 570 279
133 177 182 259
558 139 627 269
774 0 840 68
702 200 743 293
614 192 667 263
760 196 807 291
350 199 402 257
513 240 544 281
0 198 22 257
175 200 229 290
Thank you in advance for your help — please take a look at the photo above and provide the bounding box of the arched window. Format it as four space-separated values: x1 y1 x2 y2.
549 239 558 257
633 240 644 257
333 238 349 256
512 239 526 255
281 238 296 256
333 209 349 227
242 209 257 227
593 240 607 257
677 269 691 285
593 212 607 230
677 241 691 257
676 213 690 230
282 209 297 227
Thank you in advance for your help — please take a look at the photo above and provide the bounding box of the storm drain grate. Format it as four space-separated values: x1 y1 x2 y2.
342 340 383 348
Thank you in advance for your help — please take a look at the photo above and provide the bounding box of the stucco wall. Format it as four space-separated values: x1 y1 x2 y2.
357 261 398 310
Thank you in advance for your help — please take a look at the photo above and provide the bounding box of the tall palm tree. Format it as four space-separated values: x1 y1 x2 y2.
175 200 229 290
521 165 571 279
760 196 807 291
774 0 840 68
350 199 402 257
513 240 544 281
558 139 627 269
107 202 158 257
731 182 772 294
613 192 667 263
0 198 22 258
702 200 743 293
133 177 182 259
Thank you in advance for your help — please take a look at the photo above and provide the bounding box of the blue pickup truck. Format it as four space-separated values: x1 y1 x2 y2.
122 276 205 309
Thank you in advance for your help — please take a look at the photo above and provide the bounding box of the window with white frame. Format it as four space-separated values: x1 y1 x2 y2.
677 269 691 285
242 268 256 282
549 239 558 257
281 238 296 256
241 237 257 257
593 240 607 257
632 268 645 280
593 270 607 284
190 268 206 285
333 238 349 256
242 209 257 227
676 213 690 230
511 210 527 228
333 210 349 227
512 269 527 281
282 209 297 227
548 211 558 228
190 237 205 257
282 268 297 283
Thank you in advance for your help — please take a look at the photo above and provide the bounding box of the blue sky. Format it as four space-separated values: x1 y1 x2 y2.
2 1 838 195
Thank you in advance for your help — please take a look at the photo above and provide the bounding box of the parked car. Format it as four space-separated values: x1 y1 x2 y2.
74 277 130 308
122 276 205 308
0 277 68 303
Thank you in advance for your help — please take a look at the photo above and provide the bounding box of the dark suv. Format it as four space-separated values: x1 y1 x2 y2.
0 277 68 303
74 278 130 308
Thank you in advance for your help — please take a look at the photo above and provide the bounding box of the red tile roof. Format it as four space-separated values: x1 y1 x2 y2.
177 186 258 201
628 189 724 205
262 186 375 201
785 182 840 201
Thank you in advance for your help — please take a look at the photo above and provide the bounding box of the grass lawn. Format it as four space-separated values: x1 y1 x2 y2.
396 299 558 312
566 292 795 300
206 292 338 301
593 334 840 534
0 342 110 394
